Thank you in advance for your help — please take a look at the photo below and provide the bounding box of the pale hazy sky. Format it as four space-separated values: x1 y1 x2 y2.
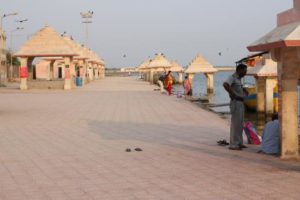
1 0 292 68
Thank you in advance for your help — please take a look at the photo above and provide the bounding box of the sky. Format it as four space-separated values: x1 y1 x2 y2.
0 0 293 68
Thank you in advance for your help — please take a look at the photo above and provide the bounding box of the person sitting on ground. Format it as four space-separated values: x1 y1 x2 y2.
183 74 192 99
157 73 165 93
259 113 280 155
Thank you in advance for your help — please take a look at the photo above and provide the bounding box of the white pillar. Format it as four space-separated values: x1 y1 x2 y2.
265 77 277 114
19 57 28 90
274 47 299 160
187 73 195 81
256 77 266 113
178 72 183 84
64 57 73 90
205 73 214 93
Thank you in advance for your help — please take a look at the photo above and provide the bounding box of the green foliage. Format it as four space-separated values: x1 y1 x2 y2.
6 51 20 66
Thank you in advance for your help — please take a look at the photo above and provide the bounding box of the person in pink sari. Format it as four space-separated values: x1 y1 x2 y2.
183 75 192 99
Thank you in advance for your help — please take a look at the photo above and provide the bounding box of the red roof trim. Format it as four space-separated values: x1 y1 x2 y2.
247 40 300 52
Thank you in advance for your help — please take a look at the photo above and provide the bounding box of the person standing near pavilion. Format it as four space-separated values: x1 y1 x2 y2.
183 74 192 99
223 64 248 150
165 71 173 95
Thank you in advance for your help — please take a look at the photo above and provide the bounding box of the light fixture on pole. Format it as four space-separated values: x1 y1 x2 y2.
80 11 93 47
15 19 28 23
9 27 24 80
0 12 18 30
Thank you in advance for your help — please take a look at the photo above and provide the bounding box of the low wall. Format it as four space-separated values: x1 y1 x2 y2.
28 80 65 89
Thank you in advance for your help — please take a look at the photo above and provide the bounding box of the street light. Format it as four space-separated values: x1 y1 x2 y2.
0 12 18 29
15 19 28 23
9 27 24 80
80 11 93 47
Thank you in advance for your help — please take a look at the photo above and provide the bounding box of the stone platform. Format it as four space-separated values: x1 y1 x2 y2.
0 77 299 200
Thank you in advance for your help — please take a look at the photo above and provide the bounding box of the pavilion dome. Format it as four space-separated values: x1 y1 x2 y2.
185 54 217 73
14 25 78 57
170 61 184 72
147 53 172 71
137 59 152 72
62 36 88 60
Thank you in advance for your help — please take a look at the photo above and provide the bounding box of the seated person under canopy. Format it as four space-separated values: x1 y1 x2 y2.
260 114 280 155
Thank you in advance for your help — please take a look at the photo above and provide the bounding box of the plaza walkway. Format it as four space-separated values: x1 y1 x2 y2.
0 77 300 200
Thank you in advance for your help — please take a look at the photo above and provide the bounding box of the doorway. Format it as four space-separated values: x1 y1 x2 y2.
58 67 62 79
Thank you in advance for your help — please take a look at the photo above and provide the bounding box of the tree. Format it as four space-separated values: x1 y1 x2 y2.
6 51 20 66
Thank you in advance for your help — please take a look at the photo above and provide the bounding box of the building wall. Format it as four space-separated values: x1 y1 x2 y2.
36 60 65 79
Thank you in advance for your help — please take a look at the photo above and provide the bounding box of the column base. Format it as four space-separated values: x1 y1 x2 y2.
64 79 72 90
280 154 300 161
20 78 28 90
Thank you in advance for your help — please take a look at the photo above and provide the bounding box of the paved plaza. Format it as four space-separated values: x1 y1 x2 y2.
0 77 300 200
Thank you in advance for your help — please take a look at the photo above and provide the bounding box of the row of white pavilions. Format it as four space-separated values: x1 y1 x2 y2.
13 24 105 90
137 52 278 112
137 53 217 93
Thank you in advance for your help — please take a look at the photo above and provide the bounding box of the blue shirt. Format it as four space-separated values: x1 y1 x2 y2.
261 120 280 154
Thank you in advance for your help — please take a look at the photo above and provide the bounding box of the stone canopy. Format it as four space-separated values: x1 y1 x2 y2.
185 54 217 74
62 36 88 60
247 54 278 77
14 25 78 57
146 53 172 71
170 61 184 72
248 0 300 51
137 59 152 72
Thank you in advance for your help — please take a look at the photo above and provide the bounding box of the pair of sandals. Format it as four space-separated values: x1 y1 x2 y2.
217 139 229 146
126 148 143 152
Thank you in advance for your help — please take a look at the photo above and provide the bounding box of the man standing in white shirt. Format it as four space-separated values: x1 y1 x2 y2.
223 64 248 150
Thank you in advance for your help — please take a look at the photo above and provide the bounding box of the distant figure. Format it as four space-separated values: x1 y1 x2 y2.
223 64 248 150
158 73 165 93
183 74 192 99
165 71 173 95
260 114 280 155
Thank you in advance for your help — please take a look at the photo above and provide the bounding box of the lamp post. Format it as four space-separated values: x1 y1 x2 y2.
80 11 93 47
9 27 23 80
0 12 18 85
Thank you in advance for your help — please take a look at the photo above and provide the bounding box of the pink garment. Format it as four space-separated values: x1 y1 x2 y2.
184 79 192 95
243 122 261 145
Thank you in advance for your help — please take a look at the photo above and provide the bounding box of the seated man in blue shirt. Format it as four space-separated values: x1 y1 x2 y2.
259 114 280 155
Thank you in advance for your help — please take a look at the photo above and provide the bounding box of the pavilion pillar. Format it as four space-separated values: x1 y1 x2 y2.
187 73 195 81
19 57 28 90
46 64 51 81
83 61 88 83
100 68 104 79
102 67 106 78
47 61 55 81
273 47 299 160
63 56 74 90
95 65 99 79
78 60 85 86
265 77 277 114
205 73 214 93
149 69 154 84
89 64 94 81
256 77 266 113
178 72 183 84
